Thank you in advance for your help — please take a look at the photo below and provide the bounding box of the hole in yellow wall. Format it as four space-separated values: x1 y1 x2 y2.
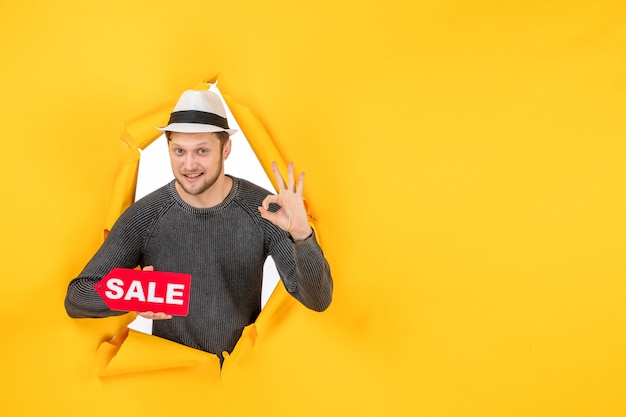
128 85 280 334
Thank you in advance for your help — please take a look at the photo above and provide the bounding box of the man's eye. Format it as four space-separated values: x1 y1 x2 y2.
175 149 184 155
198 149 207 154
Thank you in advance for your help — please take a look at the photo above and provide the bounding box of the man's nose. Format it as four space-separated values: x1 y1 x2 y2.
183 154 196 169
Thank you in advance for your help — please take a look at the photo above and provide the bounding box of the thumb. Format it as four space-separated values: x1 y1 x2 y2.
260 193 279 210
258 205 276 223
142 265 154 272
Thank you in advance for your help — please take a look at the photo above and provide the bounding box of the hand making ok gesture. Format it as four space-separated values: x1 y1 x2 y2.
258 161 313 242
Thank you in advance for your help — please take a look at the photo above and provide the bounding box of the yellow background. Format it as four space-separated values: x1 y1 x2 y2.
1 1 626 416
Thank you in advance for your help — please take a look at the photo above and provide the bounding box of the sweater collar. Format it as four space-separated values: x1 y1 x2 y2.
168 175 239 214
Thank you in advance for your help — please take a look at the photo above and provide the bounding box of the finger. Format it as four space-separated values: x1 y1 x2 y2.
272 161 287 190
258 204 277 223
287 162 295 191
142 265 154 271
297 171 305 197
138 311 172 320
261 194 279 210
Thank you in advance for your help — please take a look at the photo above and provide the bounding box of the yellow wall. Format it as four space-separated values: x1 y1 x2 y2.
1 1 626 416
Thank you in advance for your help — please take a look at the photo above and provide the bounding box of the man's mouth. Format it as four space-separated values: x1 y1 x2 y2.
183 173 203 181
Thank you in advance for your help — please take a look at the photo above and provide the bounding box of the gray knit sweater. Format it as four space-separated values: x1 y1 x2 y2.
64 176 333 359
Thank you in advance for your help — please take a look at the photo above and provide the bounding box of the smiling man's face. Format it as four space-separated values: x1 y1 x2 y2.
168 131 231 207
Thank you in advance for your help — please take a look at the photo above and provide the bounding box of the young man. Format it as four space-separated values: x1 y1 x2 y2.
64 89 333 362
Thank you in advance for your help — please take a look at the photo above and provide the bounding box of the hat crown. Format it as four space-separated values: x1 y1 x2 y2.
158 88 238 135
173 90 227 118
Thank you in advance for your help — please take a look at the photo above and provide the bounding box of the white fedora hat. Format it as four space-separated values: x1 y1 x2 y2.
158 89 238 136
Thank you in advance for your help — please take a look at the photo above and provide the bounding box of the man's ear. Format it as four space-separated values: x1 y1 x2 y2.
223 138 232 160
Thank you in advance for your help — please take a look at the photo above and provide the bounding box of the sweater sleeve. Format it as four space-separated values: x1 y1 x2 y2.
64 204 148 318
271 230 333 312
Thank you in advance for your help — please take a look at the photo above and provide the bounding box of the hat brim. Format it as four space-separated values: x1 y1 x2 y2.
158 122 238 136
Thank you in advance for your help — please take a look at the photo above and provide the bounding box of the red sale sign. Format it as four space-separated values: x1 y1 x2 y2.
94 268 191 316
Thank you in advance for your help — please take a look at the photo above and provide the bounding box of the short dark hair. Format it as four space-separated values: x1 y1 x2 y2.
213 131 230 147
